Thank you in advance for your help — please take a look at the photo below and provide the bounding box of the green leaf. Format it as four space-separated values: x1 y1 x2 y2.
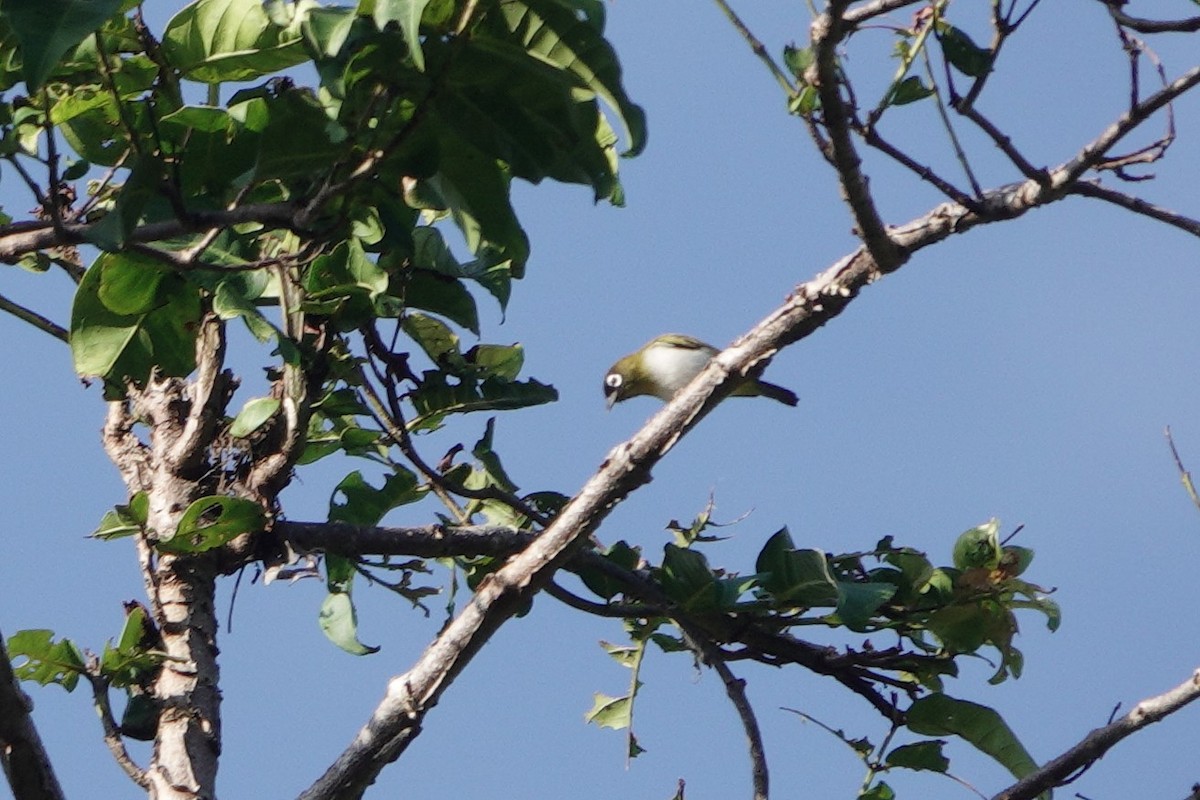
754 529 839 607
937 23 991 78
159 105 262 196
85 156 163 251
404 271 480 334
659 544 722 611
953 518 1001 570
4 0 123 91
366 0 431 70
885 740 950 772
578 541 641 600
318 591 380 655
584 692 632 730
907 694 1041 787
1001 545 1035 577
162 0 309 83
70 254 203 386
490 0 646 156
90 493 148 540
426 131 530 276
887 75 934 106
835 581 897 631
254 88 344 179
411 226 512 310
229 396 280 438
213 276 279 343
329 469 422 526
6 629 86 691
466 343 524 381
406 372 557 431
158 496 266 553
858 781 896 800
96 248 167 314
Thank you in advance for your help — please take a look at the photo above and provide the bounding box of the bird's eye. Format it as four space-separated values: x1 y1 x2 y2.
605 373 622 389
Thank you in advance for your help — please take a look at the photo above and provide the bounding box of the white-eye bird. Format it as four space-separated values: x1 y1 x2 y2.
604 333 798 410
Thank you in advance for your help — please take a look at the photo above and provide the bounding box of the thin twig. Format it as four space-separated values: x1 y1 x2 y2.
1068 182 1200 238
705 653 769 800
712 0 797 97
1164 426 1200 515
0 293 68 341
85 674 150 789
1101 1 1200 34
955 103 1046 181
923 48 983 196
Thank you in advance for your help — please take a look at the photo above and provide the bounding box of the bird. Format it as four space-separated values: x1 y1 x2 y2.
603 333 798 410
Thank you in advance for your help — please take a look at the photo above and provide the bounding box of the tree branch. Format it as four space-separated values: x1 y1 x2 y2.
0 627 66 800
696 646 768 800
0 294 68 342
84 674 150 790
1099 0 1200 34
809 1 905 268
1068 182 1200 238
0 202 299 265
295 41 1200 795
991 668 1200 800
843 0 924 27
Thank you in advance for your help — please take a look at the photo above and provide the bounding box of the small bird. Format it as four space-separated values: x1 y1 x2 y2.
604 333 798 409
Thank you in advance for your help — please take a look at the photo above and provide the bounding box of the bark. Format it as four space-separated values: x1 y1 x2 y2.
0 627 65 800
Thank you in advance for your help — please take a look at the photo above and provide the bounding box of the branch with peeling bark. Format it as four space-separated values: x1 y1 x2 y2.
991 669 1200 800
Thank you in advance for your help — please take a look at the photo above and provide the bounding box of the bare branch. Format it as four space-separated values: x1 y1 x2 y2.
1068 182 1200 238
991 669 1200 800
955 103 1047 182
0 293 68 342
809 1 905 268
712 0 797 97
703 653 768 800
0 627 66 800
1059 65 1200 185
843 0 924 27
1099 0 1200 34
277 521 537 561
84 674 150 789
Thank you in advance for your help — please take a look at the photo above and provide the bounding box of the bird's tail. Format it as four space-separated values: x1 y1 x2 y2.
754 380 799 406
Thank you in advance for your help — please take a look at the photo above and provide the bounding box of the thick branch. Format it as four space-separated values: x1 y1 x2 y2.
992 668 1200 800
276 521 536 562
0 627 66 800
0 202 298 265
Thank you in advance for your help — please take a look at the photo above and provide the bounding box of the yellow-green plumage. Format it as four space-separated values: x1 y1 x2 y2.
604 333 798 409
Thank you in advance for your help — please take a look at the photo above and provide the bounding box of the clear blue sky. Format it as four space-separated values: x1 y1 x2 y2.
3 2 1199 798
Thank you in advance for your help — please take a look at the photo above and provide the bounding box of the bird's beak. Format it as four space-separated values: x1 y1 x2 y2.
605 393 617 411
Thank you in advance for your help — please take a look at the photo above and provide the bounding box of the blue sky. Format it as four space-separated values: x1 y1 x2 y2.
3 2 1200 798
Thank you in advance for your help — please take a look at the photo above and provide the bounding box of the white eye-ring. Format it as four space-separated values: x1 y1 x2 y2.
605 373 623 388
